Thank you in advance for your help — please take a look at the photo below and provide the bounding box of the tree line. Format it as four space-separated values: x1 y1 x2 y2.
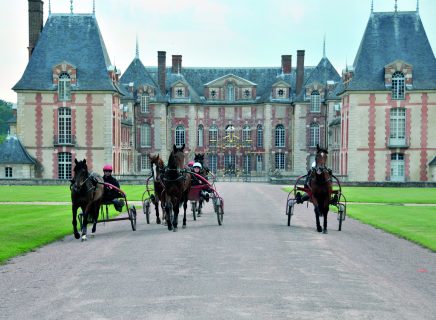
0 99 13 144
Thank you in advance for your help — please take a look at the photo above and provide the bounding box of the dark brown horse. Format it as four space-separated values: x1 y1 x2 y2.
309 145 332 234
148 153 165 224
161 144 192 231
71 159 104 241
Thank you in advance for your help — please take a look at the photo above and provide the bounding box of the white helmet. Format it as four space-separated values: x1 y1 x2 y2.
193 162 202 169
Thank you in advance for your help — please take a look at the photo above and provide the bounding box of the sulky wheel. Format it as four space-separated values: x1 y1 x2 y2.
191 201 197 221
337 203 346 231
143 200 150 224
128 205 137 231
215 200 224 226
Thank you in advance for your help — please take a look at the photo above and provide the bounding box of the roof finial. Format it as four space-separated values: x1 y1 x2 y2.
135 35 139 59
323 34 326 58
70 0 73 14
93 0 96 15
416 0 419 12
371 0 373 13
49 0 51 15
394 0 397 12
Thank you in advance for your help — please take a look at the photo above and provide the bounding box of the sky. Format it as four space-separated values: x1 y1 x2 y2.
1 0 435 103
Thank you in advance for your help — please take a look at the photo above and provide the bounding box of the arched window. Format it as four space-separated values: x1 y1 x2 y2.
225 125 236 147
140 124 151 147
309 123 320 147
275 124 285 147
242 125 251 147
175 125 185 147
257 124 263 147
209 125 218 147
392 72 405 100
227 83 234 102
310 90 320 112
58 108 72 144
58 73 71 101
198 124 204 147
58 152 72 180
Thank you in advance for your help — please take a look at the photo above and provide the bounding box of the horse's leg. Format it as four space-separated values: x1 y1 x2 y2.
314 206 322 232
182 197 188 229
323 205 328 234
155 199 161 224
165 201 173 231
81 210 88 241
198 198 203 216
173 201 179 232
72 204 80 239
91 203 98 237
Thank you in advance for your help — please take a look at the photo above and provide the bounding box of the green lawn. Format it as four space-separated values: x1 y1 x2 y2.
283 186 436 204
0 185 153 202
0 204 125 264
346 204 436 251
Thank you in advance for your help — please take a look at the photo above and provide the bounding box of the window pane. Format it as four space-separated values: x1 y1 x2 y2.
58 108 72 144
208 154 217 174
275 125 285 147
257 125 263 147
141 154 151 170
209 125 218 147
310 91 320 112
198 125 204 147
58 152 72 180
141 95 149 113
275 153 285 170
310 123 320 147
175 125 185 147
140 124 151 147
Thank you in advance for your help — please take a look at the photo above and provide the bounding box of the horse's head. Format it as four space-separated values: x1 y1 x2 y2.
72 159 89 192
168 144 185 169
194 153 205 164
315 144 328 175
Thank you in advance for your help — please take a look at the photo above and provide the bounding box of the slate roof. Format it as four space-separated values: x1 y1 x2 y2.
429 156 436 166
347 11 436 91
13 14 118 92
0 136 36 164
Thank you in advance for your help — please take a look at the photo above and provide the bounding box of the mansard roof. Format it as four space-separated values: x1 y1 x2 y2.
0 136 36 164
13 14 117 92
120 57 158 90
348 11 436 91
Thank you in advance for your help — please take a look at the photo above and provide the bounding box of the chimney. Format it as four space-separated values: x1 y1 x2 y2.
296 50 305 95
157 51 166 95
281 55 292 74
28 0 44 59
172 55 182 74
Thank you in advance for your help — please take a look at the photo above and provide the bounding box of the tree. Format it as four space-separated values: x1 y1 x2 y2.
0 99 13 135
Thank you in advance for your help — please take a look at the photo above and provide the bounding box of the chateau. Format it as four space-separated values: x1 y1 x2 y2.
4 0 436 182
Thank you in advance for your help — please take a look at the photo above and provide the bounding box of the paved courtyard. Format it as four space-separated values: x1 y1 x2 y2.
1 182 435 319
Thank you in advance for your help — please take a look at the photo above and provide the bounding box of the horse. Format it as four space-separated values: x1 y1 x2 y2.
148 153 165 224
308 144 332 234
70 159 105 241
161 144 192 231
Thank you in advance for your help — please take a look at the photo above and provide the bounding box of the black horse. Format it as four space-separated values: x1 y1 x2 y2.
162 145 192 231
71 159 104 241
309 145 333 234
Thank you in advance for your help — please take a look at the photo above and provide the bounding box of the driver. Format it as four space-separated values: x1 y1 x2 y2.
191 162 210 202
102 164 124 212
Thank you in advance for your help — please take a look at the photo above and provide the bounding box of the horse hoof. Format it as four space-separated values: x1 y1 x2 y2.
317 226 323 233
156 219 161 224
91 233 95 238
81 235 87 241
182 225 186 229
167 225 173 231
74 233 80 239
173 227 178 232
323 230 328 234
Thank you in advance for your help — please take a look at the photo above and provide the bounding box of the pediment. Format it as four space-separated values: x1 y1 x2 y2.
272 79 290 87
384 59 413 70
205 74 257 87
170 79 189 87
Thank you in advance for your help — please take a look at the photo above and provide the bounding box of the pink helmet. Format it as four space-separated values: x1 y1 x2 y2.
187 161 195 167
103 164 113 171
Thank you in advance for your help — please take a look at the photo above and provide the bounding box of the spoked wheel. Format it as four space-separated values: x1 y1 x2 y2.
191 201 197 221
143 200 150 224
286 194 296 227
214 198 224 226
337 203 346 231
128 205 137 231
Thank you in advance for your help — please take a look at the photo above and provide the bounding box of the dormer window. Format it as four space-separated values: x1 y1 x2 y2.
58 73 71 101
176 88 184 97
211 89 217 99
140 94 149 113
392 72 405 100
244 89 250 99
310 90 321 112
227 84 234 102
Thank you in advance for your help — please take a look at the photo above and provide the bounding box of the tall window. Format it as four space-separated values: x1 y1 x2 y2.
141 154 151 171
209 125 218 147
392 72 405 100
5 167 12 178
225 125 236 147
256 155 263 172
58 152 72 180
209 154 217 174
140 94 149 113
243 154 251 173
275 124 285 147
257 124 263 147
242 125 251 147
391 153 405 182
58 107 72 144
275 153 285 170
140 124 151 147
224 154 236 173
390 108 406 146
58 73 71 101
310 90 321 112
310 123 320 147
198 125 204 147
175 125 185 147
227 83 234 102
